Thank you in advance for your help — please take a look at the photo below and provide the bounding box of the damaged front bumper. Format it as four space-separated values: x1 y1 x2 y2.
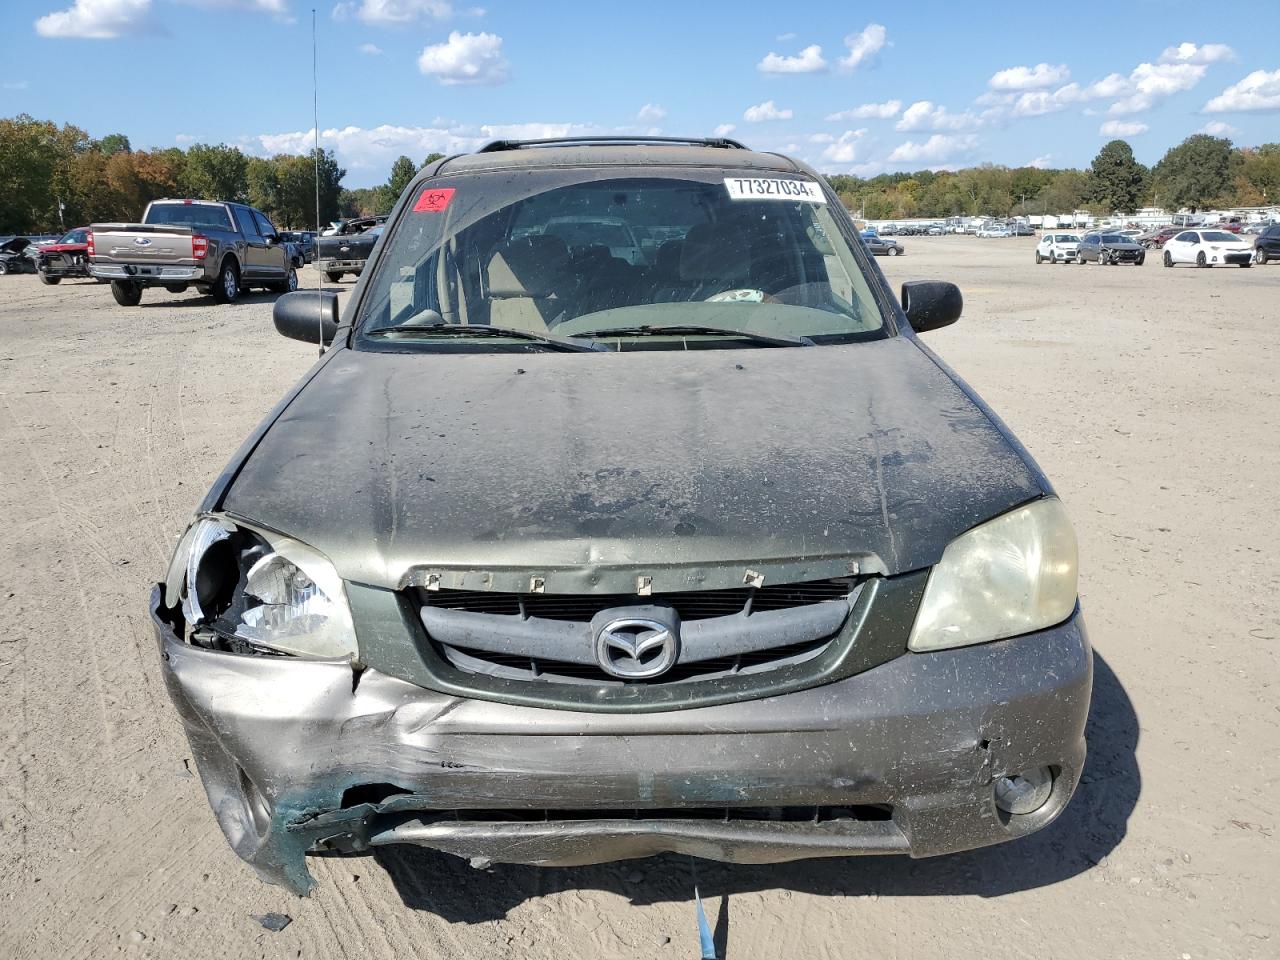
151 586 1091 895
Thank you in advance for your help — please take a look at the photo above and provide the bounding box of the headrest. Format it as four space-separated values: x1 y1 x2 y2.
679 222 751 281
486 236 568 298
654 239 684 276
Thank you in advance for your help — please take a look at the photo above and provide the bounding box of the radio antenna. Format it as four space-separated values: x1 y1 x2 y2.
312 7 323 356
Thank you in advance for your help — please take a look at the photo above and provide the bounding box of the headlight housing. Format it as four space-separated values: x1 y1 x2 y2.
908 498 1078 652
169 516 358 661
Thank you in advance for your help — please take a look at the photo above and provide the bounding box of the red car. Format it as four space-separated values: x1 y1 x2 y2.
35 227 93 284
1139 226 1180 249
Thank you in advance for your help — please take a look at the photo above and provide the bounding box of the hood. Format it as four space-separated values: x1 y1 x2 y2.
0 237 31 255
1101 240 1142 250
223 337 1043 592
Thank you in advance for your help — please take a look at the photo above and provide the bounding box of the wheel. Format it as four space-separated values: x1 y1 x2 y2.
268 267 299 294
888 247 900 256
38 272 61 285
1164 250 1173 267
0 261 9 276
1035 251 1043 264
1135 254 1145 267
1256 249 1268 265
211 259 240 303
164 283 189 293
110 280 142 306
1196 251 1207 268
324 271 342 283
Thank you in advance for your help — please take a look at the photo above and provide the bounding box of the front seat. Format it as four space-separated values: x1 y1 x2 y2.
484 236 569 333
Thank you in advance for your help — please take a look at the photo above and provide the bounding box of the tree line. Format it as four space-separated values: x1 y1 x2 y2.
4 112 1278 235
829 135 1280 222
0 114 444 234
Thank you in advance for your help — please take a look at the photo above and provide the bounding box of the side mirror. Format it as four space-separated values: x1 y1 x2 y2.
273 290 340 345
901 280 962 334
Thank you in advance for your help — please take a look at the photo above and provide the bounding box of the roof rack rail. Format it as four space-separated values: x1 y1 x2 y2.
477 135 748 153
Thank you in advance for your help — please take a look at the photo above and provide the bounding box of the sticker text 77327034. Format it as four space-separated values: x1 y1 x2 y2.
723 178 826 203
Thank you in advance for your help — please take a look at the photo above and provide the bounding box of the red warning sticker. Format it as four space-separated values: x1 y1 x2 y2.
413 187 456 213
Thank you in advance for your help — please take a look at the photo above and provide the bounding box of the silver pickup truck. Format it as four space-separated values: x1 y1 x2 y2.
90 199 298 306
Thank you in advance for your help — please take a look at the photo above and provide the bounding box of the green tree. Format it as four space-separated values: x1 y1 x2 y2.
1088 140 1147 214
1151 134 1234 212
182 143 249 201
422 151 445 168
1235 143 1280 206
383 154 417 209
98 133 132 156
246 156 281 220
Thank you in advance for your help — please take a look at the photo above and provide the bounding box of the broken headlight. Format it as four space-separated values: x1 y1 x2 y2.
170 516 358 660
907 498 1078 652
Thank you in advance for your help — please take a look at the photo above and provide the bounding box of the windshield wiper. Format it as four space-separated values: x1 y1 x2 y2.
576 324 814 347
366 323 604 352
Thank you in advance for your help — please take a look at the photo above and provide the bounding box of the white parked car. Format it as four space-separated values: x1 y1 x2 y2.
976 225 1012 238
1035 233 1081 264
1161 229 1255 268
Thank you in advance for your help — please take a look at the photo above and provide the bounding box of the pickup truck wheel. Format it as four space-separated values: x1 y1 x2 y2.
39 272 61 285
269 268 298 294
111 280 143 306
324 271 342 283
212 259 240 304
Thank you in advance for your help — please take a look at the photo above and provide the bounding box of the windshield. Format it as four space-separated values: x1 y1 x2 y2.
356 168 888 351
1054 235 1079 243
146 202 233 232
1100 234 1127 243
1201 231 1237 242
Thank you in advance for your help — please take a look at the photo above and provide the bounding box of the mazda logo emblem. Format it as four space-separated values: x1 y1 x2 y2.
595 617 679 679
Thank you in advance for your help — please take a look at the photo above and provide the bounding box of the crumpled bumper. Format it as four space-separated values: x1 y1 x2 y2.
151 586 1091 895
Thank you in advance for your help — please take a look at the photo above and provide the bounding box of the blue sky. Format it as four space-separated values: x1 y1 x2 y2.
4 0 1279 187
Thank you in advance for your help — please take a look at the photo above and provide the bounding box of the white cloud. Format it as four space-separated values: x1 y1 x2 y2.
895 100 981 132
358 42 382 54
179 0 292 17
417 31 508 85
1028 154 1053 169
35 0 154 38
809 133 835 144
1107 62 1206 114
1160 42 1235 65
1199 120 1239 136
821 129 868 164
334 0 452 23
839 23 887 70
174 133 197 145
1082 73 1130 99
826 99 901 121
1099 120 1148 137
757 44 827 74
743 100 792 122
887 133 977 165
989 62 1070 91
1006 84 1083 117
636 103 666 122
712 123 737 137
1204 69 1280 112
775 32 795 42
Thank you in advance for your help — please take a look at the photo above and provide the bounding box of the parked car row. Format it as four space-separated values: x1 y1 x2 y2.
1035 227 1273 268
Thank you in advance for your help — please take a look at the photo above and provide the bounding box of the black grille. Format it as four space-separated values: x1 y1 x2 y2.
420 578 854 621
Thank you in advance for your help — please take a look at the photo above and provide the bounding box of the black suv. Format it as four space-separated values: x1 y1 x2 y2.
1254 224 1280 264
154 136 1089 894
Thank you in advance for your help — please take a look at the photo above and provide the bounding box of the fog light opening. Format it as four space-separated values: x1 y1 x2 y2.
993 766 1054 816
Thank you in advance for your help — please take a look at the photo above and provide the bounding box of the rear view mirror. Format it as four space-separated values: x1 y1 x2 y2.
901 281 962 333
273 290 340 345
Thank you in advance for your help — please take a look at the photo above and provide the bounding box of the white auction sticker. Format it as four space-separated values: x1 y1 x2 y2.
723 177 826 203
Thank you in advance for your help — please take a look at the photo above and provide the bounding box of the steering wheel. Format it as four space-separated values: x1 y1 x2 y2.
704 288 779 304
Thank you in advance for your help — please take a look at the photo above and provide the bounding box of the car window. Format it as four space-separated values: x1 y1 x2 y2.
254 211 277 238
1176 232 1197 243
356 168 889 351
145 202 233 232
237 207 261 239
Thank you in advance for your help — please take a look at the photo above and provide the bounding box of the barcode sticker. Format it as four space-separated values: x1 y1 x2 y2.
724 178 826 203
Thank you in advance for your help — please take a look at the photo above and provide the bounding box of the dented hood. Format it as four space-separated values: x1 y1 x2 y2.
222 337 1043 591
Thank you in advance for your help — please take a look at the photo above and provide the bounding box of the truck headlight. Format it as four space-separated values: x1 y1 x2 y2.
908 498 1078 652
168 516 358 661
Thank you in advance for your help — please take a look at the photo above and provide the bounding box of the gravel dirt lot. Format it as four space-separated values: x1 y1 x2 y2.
1 238 1277 959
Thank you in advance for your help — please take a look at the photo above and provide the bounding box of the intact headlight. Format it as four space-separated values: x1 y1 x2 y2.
168 516 358 661
908 498 1078 652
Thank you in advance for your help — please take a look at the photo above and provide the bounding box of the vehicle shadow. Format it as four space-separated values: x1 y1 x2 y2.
371 652 1139 921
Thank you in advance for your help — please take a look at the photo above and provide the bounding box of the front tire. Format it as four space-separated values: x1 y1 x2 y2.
211 259 240 304
888 247 900 256
110 280 143 306
1196 251 1207 268
268 267 299 294
38 272 61 285
1135 254 1145 267
0 261 9 276
1256 249 1268 265
1164 250 1173 267
1035 251 1043 264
